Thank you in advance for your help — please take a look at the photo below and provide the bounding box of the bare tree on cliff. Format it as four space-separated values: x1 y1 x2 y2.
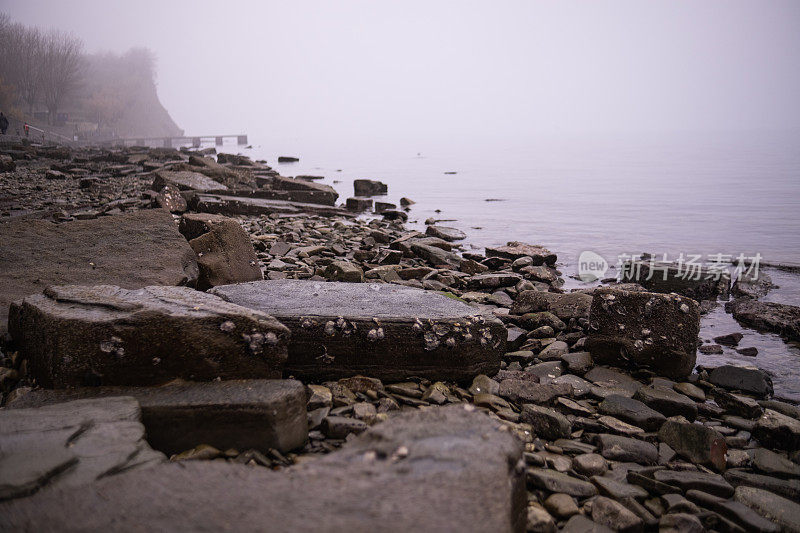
0 16 47 115
39 29 83 124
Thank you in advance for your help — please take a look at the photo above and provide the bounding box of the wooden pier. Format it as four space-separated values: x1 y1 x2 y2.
95 134 248 149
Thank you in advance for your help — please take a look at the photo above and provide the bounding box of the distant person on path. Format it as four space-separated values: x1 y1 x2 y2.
0 112 8 135
23 122 29 137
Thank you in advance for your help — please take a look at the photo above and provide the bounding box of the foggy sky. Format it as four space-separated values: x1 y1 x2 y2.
3 0 799 147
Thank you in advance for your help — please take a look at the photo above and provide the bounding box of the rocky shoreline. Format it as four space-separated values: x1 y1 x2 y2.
1 140 800 532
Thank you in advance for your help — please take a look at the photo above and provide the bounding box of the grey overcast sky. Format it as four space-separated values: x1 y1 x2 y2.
3 0 799 146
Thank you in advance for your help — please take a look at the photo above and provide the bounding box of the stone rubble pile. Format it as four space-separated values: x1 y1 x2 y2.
1 142 800 532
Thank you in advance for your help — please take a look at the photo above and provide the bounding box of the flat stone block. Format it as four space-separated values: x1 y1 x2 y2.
211 279 506 382
0 209 199 334
7 379 307 455
9 285 290 387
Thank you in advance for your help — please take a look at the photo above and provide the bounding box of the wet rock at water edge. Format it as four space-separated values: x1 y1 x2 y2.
353 179 388 196
708 365 774 398
585 288 700 379
726 298 800 341
9 284 290 387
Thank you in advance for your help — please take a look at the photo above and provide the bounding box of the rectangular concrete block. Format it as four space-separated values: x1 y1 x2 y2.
7 379 308 455
211 279 506 382
9 285 290 388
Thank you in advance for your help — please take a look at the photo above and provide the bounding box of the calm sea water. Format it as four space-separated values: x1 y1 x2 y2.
228 131 800 399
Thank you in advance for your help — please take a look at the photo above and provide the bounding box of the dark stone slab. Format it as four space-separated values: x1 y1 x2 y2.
633 385 698 421
734 486 800 533
0 397 164 501
595 434 658 464
190 193 351 217
211 280 506 382
10 285 290 388
353 179 387 196
6 379 307 455
152 170 228 191
708 365 773 398
0 405 526 532
657 420 727 471
585 288 700 379
485 242 557 265
598 394 666 431
654 470 734 498
0 209 198 334
726 298 800 341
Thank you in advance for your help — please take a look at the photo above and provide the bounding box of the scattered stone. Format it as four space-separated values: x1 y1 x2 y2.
673 382 705 402
726 298 800 341
573 453 609 477
598 394 666 431
725 469 800 500
591 496 643 533
562 351 593 375
753 409 800 450
657 419 727 471
527 468 598 498
324 261 365 283
633 386 697 421
485 242 557 266
152 170 228 192
595 434 658 464
544 493 579 519
712 388 764 419
179 213 262 289
708 365 773 398
752 447 800 478
653 470 734 498
522 405 572 440
734 486 800 533
714 332 744 347
425 225 466 242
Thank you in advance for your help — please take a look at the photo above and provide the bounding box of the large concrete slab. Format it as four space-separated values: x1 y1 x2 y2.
0 209 199 334
0 404 526 532
10 285 290 388
7 379 307 455
0 397 165 501
211 279 506 382
189 193 352 218
152 170 228 192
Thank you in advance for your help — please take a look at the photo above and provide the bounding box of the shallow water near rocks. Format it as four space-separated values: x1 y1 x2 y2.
230 131 800 399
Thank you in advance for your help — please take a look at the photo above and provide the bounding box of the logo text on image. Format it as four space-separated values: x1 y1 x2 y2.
578 251 608 282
